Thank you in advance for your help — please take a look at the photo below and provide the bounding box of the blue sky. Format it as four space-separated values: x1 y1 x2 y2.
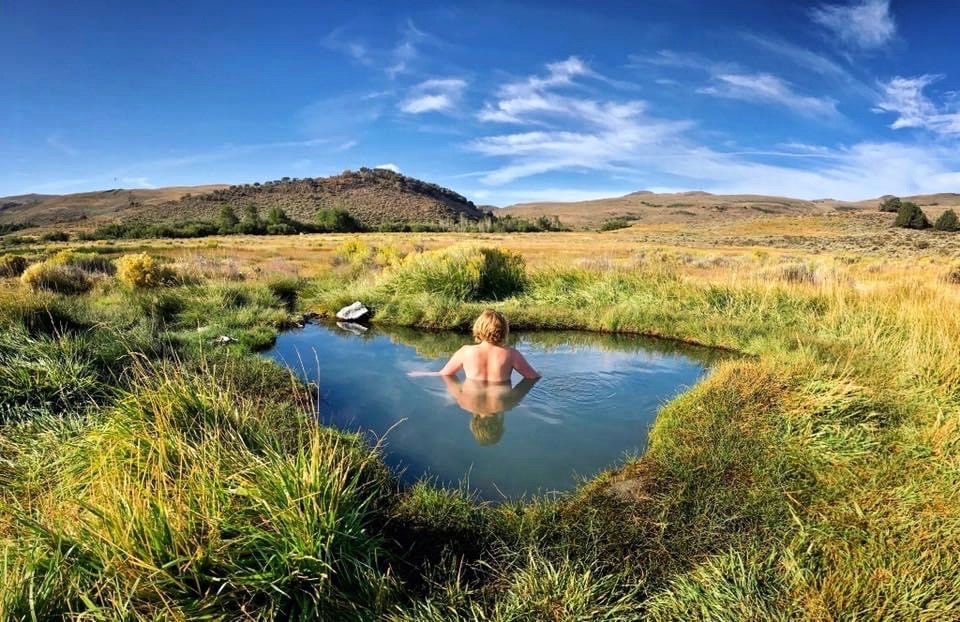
4 0 960 205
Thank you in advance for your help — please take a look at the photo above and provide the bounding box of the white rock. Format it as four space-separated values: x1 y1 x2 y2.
336 301 370 321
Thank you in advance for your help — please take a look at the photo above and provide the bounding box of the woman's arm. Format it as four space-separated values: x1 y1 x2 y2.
407 347 466 377
511 349 541 379
438 347 465 376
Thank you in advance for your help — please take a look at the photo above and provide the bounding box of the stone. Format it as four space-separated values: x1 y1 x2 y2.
336 301 370 321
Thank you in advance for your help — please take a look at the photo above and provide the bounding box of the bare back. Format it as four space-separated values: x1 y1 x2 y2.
439 341 540 382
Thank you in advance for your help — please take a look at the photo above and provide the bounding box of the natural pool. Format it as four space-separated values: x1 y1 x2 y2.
265 323 720 500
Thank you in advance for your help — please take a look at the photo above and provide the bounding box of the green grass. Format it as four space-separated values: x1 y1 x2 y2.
1 242 959 619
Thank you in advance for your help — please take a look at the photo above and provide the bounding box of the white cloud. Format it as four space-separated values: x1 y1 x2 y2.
699 73 840 118
466 57 960 200
399 78 467 114
875 75 960 135
810 0 895 50
375 163 401 173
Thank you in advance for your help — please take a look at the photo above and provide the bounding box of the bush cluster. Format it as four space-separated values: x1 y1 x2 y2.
599 218 631 231
884 196 960 233
380 246 527 301
115 253 177 289
66 207 566 241
20 261 93 294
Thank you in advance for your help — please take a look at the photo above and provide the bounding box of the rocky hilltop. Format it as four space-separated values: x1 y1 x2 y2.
131 168 486 227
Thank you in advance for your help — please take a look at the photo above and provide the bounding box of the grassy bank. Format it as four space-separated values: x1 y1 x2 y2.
1 234 958 619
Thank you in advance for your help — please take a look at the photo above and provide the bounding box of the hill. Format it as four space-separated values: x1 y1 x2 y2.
500 192 847 227
499 191 960 228
128 168 486 228
3 172 958 232
0 169 485 231
0 187 227 227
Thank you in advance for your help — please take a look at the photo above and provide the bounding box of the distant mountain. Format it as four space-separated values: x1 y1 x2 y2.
2 176 957 232
499 190 960 228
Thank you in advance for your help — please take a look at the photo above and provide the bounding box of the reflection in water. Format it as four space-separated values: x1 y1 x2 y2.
440 376 538 445
265 323 721 499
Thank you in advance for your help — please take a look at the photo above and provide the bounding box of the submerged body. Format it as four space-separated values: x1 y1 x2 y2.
439 340 540 382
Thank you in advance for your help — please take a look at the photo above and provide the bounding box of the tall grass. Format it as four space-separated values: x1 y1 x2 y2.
0 362 396 620
2 240 960 618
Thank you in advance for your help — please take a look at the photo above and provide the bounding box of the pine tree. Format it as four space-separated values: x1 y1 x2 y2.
934 209 960 232
879 196 902 213
894 201 931 229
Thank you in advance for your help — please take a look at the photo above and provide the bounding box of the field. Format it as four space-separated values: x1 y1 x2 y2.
1 213 959 619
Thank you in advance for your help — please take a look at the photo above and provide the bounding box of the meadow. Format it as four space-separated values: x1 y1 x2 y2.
1 214 959 620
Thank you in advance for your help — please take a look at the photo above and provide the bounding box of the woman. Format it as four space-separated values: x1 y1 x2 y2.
437 309 541 382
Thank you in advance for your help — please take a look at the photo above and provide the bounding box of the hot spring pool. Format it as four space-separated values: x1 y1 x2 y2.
265 323 719 499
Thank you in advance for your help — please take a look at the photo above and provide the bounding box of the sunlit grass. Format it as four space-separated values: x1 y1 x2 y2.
1 223 959 618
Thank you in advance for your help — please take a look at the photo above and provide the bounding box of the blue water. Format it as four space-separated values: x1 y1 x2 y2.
265 324 717 500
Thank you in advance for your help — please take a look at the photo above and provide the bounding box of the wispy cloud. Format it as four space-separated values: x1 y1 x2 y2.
386 20 429 79
300 92 386 135
467 57 960 201
699 73 840 119
471 57 691 184
632 49 843 119
321 28 373 66
46 133 78 156
400 78 467 114
810 0 895 50
27 138 334 193
375 163 401 173
874 75 960 135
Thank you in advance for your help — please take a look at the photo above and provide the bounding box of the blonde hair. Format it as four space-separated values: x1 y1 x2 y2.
473 309 509 346
469 413 504 446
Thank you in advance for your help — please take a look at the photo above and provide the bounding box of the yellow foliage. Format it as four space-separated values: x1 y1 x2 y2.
115 253 177 289
20 260 92 294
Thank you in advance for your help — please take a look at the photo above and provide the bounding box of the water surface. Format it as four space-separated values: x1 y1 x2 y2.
266 324 718 499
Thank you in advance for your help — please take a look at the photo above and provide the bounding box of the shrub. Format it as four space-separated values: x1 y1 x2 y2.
0 254 28 277
266 223 294 235
380 246 526 301
40 231 69 242
316 208 362 233
333 238 373 267
893 201 931 229
934 209 959 232
879 196 902 213
776 262 817 285
599 218 630 232
115 253 177 289
944 264 960 285
20 261 93 294
46 250 113 274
